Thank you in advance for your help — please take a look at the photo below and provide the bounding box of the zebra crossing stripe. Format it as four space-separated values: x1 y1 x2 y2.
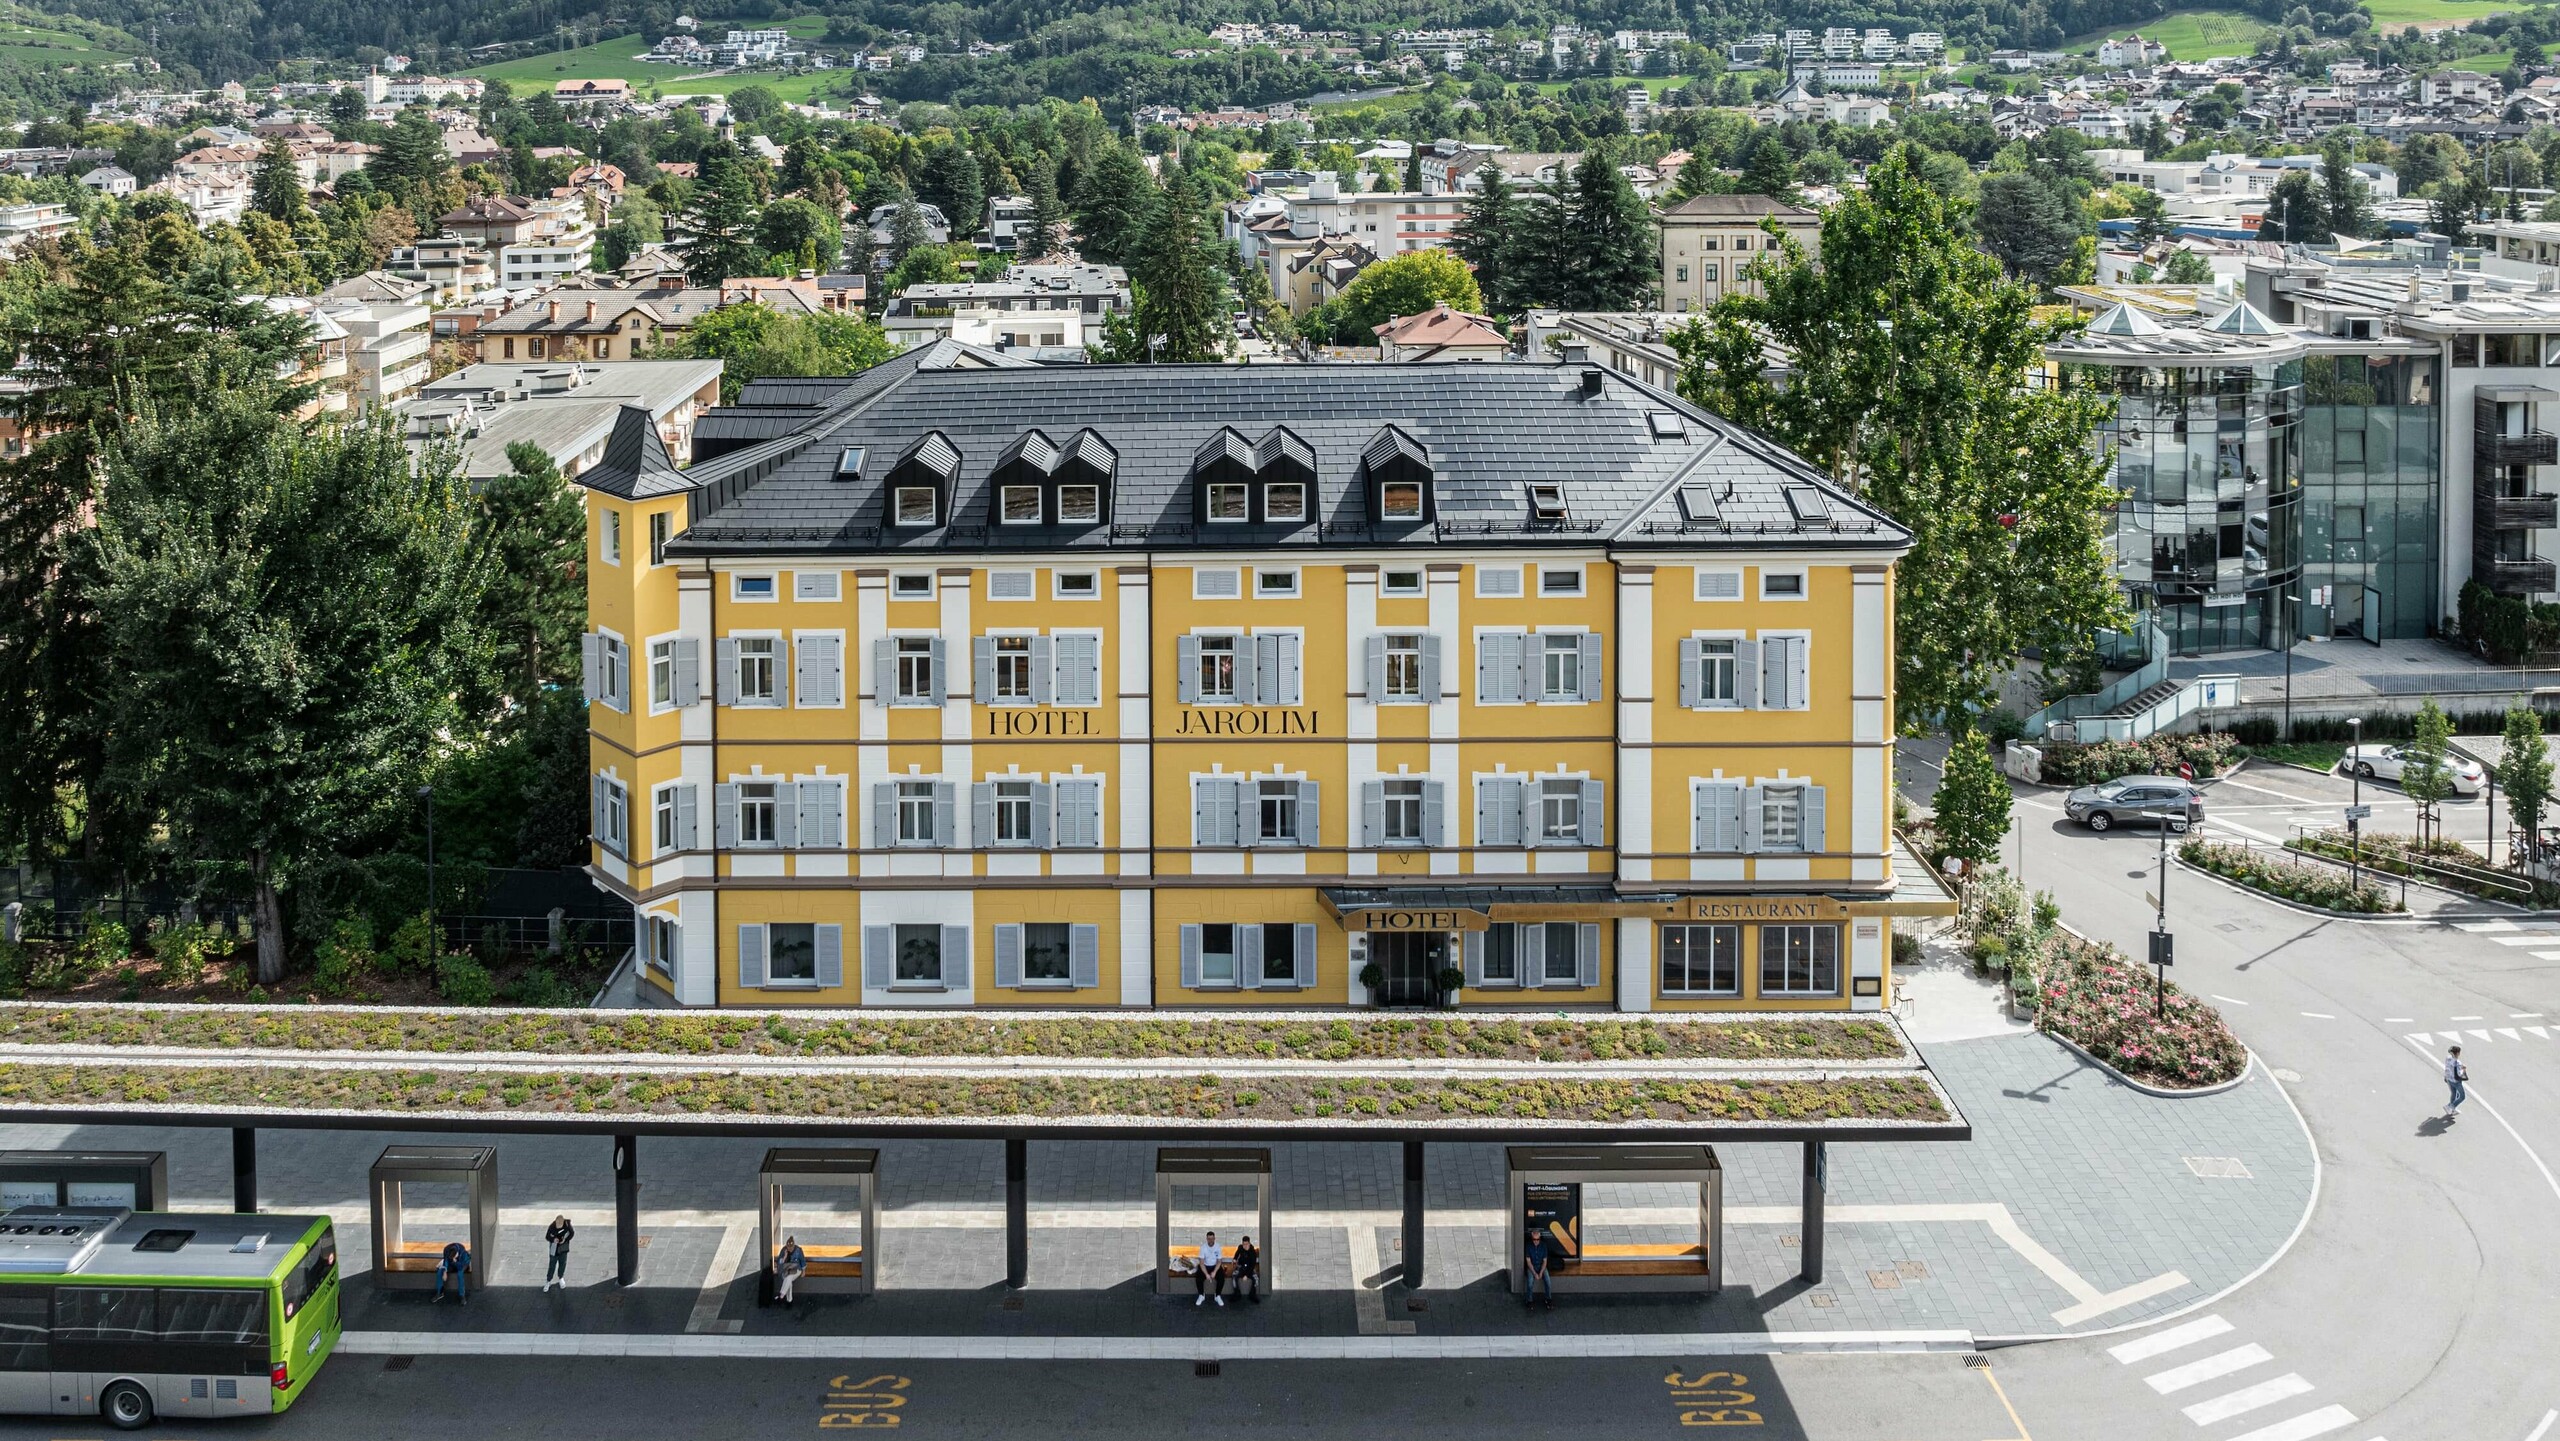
2222 1404 2359 1441
2145 1344 2274 1395
2183 1374 2318 1426
2107 1315 2234 1365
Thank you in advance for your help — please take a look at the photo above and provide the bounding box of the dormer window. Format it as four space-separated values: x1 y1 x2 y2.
1000 485 1043 523
1207 482 1249 521
895 487 938 526
1380 482 1423 518
1528 483 1568 521
1362 424 1432 524
886 430 959 530
1058 485 1101 522
1264 482 1307 521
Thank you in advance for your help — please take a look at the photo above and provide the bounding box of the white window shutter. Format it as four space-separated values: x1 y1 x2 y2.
715 637 739 705
871 783 894 849
815 925 843 988
676 784 698 849
1069 635 1102 706
1506 633 1528 703
773 782 800 848
971 782 995 846
1475 635 1497 703
715 783 740 850
1577 632 1604 702
795 638 818 706
1295 780 1320 846
926 638 948 703
993 924 1023 988
1580 779 1606 847
1029 636 1054 705
939 925 971 989
738 924 766 988
1736 638 1761 709
1421 779 1447 847
1791 637 1811 710
796 784 825 848
1364 634 1386 700
1176 635 1200 703
1802 785 1827 854
1058 778 1100 848
1678 638 1701 709
1421 634 1443 699
1740 785 1765 853
862 925 892 988
672 638 701 706
580 634 602 704
1361 781 1384 848
1577 923 1601 988
931 781 956 846
818 637 845 705
1279 634 1302 704
1236 638 1262 705
872 637 894 706
1237 923 1263 989
1192 777 1212 846
1291 924 1315 988
973 637 996 703
1516 778 1540 849
1030 781 1054 848
589 776 604 845
1462 930 1484 987
1179 924 1201 989
817 782 842 847
1070 925 1101 988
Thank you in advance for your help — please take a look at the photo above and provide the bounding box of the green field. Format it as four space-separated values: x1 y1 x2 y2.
2074 9 2271 59
463 17 843 102
0 18 135 66
2364 0 2522 26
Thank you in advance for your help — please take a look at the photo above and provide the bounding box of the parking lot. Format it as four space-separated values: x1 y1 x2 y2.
2194 757 2497 854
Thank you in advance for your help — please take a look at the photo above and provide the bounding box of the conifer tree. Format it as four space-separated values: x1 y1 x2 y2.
250 136 308 224
1565 151 1658 310
1127 179 1231 363
676 145 763 284
1451 166 1517 311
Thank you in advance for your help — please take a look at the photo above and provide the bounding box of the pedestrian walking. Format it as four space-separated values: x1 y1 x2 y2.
2444 1044 2469 1122
543 1215 574 1291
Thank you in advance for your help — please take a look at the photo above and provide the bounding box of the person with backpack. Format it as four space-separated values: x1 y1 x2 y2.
543 1215 575 1292
2444 1044 2469 1122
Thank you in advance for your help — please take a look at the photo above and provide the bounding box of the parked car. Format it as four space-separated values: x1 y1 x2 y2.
2062 776 2205 833
2341 744 2485 797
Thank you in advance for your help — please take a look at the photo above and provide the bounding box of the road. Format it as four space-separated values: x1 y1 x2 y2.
1983 776 2560 1441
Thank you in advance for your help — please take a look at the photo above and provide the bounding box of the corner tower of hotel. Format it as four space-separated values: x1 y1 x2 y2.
574 343 1933 1013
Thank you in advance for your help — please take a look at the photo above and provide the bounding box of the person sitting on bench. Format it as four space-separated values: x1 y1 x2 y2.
776 1236 807 1306
1523 1227 1553 1310
1229 1235 1262 1303
1191 1231 1228 1307
431 1240 472 1303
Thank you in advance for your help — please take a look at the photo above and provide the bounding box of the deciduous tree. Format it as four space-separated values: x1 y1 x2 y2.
1327 248 1484 342
1931 727 2014 867
2501 702 2552 863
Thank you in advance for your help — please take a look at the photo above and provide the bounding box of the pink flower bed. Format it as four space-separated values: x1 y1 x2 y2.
2035 936 2248 1089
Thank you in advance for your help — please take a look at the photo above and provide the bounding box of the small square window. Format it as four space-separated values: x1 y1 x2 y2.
1527 483 1568 520
892 573 935 599
1762 571 1807 599
1382 569 1424 596
794 572 840 602
1256 569 1299 597
894 486 939 526
836 446 865 476
1058 485 1101 522
1380 481 1424 518
1194 569 1242 600
733 574 777 601
1000 485 1044 523
1264 482 1307 521
1540 567 1583 596
988 570 1036 601
1477 567 1524 598
1207 482 1249 521
1054 571 1099 599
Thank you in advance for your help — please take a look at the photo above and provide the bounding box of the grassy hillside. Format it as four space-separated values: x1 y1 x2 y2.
2073 9 2271 59
0 15 136 66
463 16 842 102
2363 0 2523 27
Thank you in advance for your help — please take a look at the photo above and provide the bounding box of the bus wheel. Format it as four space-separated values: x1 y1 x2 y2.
102 1381 154 1431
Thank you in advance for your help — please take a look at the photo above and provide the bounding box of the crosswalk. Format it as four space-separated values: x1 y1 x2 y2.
2107 1313 2378 1441
2454 919 2560 964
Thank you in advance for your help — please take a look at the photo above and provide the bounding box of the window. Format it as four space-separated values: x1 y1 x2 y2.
1383 569 1424 596
1527 483 1568 520
1383 778 1425 845
734 574 777 601
654 786 680 854
1207 481 1249 521
1194 568 1242 600
1058 485 1101 522
1257 779 1299 844
649 639 676 708
988 570 1035 600
1696 638 1738 705
895 638 936 703
794 572 840 602
1760 923 1840 996
1539 779 1582 842
896 780 937 844
992 780 1036 843
1676 263 1690 282
991 637 1034 701
1001 485 1044 523
1541 634 1582 699
1762 570 1806 599
1196 636 1238 700
55 1287 154 1345
1264 482 1307 521
1023 922 1073 983
1256 568 1299 597
1381 481 1424 518
600 779 628 852
593 635 627 709
602 509 622 564
894 923 941 982
1194 924 1239 985
892 572 934 599
1760 785 1805 852
648 512 670 565
648 914 679 975
1478 566 1524 598
1261 925 1298 985
894 486 938 526
758 922 816 983
1540 566 1583 595
1540 922 1581 984
736 637 778 703
738 781 778 845
1695 567 1742 600
1702 263 1720 283
1481 924 1519 984
1055 571 1099 599
1661 925 1741 995
1383 635 1423 700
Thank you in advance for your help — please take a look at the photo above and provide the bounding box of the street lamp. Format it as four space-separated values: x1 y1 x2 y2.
2150 797 2176 1018
419 785 437 952
2346 717 2363 893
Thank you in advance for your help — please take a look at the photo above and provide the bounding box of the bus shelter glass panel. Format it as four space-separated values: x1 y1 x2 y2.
367 1146 499 1291
0 1151 166 1211
1505 1145 1722 1295
758 1148 877 1299
1154 1148 1272 1296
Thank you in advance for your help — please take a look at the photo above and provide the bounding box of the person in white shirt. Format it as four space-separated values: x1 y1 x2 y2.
1192 1230 1227 1307
2444 1045 2468 1122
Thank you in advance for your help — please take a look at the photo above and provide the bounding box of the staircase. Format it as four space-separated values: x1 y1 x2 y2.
2024 625 2200 743
2101 679 2184 720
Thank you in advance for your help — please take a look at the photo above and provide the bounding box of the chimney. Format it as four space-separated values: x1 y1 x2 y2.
547 300 559 322
1580 367 1604 398
1559 341 1590 364
585 300 598 322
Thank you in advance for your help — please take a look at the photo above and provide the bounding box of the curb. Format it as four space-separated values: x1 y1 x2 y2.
2044 1030 2255 1099
335 1328 1982 1361
2170 856 2420 923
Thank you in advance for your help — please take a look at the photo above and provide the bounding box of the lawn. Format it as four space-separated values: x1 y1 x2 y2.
2074 9 2271 60
2244 741 2349 771
0 19 135 65
2364 0 2524 26
464 17 843 102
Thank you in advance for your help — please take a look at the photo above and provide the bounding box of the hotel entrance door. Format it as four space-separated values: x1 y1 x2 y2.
1369 933 1448 1007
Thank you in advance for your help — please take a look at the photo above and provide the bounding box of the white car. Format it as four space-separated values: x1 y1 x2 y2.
2342 743 2485 797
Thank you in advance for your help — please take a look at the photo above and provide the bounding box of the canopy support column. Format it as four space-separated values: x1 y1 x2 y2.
1800 1141 1826 1285
1401 1140 1426 1290
614 1133 640 1286
1004 1138 1027 1289
231 1127 256 1214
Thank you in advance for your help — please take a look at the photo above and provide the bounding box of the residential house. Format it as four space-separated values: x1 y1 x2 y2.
1656 194 1823 313
1373 304 1510 361
399 359 724 481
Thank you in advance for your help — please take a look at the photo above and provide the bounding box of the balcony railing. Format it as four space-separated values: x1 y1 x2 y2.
2474 553 2557 595
2477 491 2560 531
2477 430 2559 467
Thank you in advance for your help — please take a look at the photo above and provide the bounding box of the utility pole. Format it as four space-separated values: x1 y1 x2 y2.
2150 805 2174 1018
2347 716 2364 892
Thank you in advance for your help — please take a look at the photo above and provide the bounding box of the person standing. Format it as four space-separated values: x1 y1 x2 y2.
776 1236 807 1306
2444 1044 2469 1122
1193 1230 1226 1307
543 1215 575 1292
1523 1227 1553 1310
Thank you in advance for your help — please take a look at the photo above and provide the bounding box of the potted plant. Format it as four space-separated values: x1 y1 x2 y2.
1435 965 1467 1008
1358 960 1385 1004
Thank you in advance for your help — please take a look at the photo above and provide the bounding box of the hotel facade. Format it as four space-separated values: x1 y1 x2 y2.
575 348 1935 1014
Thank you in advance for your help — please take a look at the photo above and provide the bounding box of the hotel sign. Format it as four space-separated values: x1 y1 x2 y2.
985 709 1101 737
1686 898 1852 923
1341 907 1492 933
1173 708 1321 736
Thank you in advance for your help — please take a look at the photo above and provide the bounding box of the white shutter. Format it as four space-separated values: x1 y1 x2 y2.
1029 636 1054 705
973 637 997 704
1580 779 1606 847
815 925 843 988
1278 634 1302 704
939 925 971 989
1058 778 1101 848
675 784 698 849
1056 634 1099 706
1791 637 1811 710
1364 634 1386 700
1463 930 1484 987
1421 779 1447 847
871 783 895 849
580 633 603 704
862 925 892 988
1740 785 1765 853
672 637 701 706
1802 785 1827 854
1420 634 1443 699
589 775 604 845
872 637 894 706
1176 635 1200 703
1235 637 1262 705
1736 638 1761 709
715 783 740 850
817 782 843 847
773 782 800 849
1291 924 1315 988
931 781 957 846
1361 781 1384 848
1178 924 1202 988
1070 925 1101 988
993 924 1023 988
1295 780 1321 846
738 924 767 988
1577 632 1604 702
1030 781 1054 848
1237 923 1263 989
1678 638 1701 709
925 638 947 704
1517 778 1541 849
971 782 996 847
716 637 740 705
1577 923 1601 988
796 783 827 848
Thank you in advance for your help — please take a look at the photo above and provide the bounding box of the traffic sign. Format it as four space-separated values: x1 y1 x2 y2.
2149 930 2174 967
2344 805 2372 820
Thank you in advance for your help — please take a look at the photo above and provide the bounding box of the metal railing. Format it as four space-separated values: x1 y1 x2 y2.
2279 826 2537 902
2023 622 2174 740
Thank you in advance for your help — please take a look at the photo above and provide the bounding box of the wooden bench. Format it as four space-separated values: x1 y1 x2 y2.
381 1240 460 1274
1552 1243 1709 1278
1164 1243 1224 1280
780 1243 863 1279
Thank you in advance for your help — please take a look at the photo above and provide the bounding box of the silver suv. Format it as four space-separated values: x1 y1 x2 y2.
2062 776 2204 833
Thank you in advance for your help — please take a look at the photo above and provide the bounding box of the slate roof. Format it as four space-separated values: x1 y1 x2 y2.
581 406 689 498
649 361 1905 557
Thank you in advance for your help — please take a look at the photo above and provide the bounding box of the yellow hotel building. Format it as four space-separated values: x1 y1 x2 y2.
575 346 1935 1013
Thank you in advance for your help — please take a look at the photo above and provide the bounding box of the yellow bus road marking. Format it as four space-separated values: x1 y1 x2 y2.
821 1371 911 1429
1665 1367 1762 1427
1979 1360 2035 1441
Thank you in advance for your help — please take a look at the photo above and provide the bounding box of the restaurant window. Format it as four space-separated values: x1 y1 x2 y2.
1759 924 1840 996
1661 924 1741 995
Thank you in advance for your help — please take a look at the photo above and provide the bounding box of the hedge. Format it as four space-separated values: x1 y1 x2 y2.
2035 932 2249 1089
2179 839 2401 913
0 1063 1951 1127
0 1006 1908 1066
2038 733 2240 788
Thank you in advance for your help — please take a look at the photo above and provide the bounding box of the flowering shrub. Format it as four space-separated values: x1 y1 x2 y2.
2039 732 2241 788
2036 931 2247 1088
2181 839 2400 913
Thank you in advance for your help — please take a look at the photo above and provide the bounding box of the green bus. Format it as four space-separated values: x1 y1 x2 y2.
0 1205 340 1429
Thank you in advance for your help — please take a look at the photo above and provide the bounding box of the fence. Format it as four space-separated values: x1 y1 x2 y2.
0 865 627 955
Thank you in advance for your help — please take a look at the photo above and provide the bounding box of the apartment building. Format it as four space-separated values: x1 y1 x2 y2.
438 194 598 287
880 263 1130 353
574 354 1923 1014
1657 194 1823 313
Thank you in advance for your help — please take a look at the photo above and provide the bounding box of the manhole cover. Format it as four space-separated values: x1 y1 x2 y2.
1868 1269 1903 1290
1896 1260 1930 1279
1808 1291 1837 1308
2273 1068 2303 1082
1001 1294 1024 1311
2183 1156 2253 1179
1778 1234 1799 1248
384 1356 414 1372
2216 922 2244 934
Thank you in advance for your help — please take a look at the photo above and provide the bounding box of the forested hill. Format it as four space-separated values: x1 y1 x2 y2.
40 0 2295 84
